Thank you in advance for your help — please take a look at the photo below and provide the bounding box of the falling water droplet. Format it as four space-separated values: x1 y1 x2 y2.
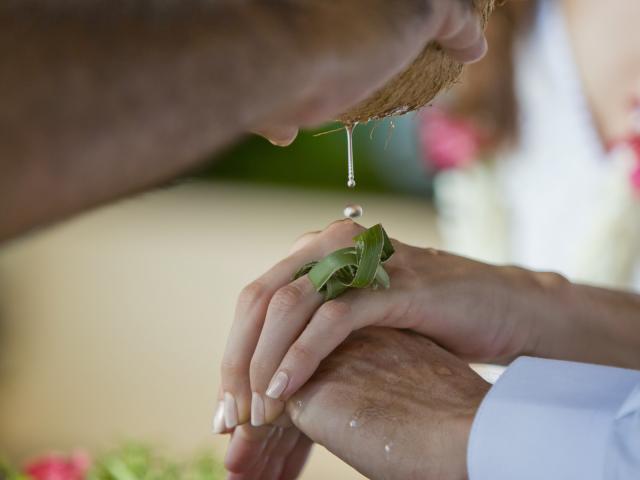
345 123 358 188
343 203 363 219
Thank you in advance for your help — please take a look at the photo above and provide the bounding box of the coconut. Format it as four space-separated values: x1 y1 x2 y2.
339 0 495 124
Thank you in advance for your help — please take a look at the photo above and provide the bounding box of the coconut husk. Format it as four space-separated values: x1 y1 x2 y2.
338 0 495 124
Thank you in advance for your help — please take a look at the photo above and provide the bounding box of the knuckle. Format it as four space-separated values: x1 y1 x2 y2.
270 283 305 313
220 357 246 379
325 219 362 236
237 280 267 309
249 358 273 385
317 300 351 326
289 341 316 365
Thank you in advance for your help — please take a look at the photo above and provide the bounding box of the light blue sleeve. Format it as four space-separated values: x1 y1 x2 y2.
467 357 640 480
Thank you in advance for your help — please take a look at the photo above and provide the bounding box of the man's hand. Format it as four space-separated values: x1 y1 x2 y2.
224 327 490 480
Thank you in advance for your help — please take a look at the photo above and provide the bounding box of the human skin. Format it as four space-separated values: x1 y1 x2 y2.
0 0 485 242
224 327 490 480
217 219 640 432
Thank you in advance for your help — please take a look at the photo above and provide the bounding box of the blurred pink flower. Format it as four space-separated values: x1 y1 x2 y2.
625 136 640 193
24 451 91 480
418 108 483 171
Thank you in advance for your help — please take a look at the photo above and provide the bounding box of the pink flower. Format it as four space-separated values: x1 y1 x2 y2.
24 452 91 480
418 108 483 171
625 135 640 194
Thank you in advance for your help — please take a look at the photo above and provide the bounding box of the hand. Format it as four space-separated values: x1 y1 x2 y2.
254 0 488 146
224 327 490 480
217 219 551 430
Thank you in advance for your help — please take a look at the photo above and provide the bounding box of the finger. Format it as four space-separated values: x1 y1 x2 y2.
223 220 360 425
227 456 269 480
279 435 313 480
251 222 365 423
221 219 363 429
436 2 487 64
250 275 323 425
267 284 413 401
288 231 321 255
259 428 301 480
221 247 328 428
224 424 275 473
254 126 299 147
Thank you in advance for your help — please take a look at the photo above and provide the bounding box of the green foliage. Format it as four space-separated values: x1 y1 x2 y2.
0 458 30 480
294 224 394 300
88 444 224 480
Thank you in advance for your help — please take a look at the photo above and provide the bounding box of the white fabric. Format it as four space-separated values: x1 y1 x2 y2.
468 357 640 480
434 0 640 290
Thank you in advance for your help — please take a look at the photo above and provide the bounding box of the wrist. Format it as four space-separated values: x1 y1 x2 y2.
449 380 491 480
496 267 573 360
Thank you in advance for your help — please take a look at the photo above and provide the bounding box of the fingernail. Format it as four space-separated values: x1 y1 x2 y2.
224 392 238 429
212 401 225 434
265 371 289 399
251 392 265 427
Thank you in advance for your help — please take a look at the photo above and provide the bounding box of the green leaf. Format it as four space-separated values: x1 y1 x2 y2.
307 247 358 290
351 224 385 288
293 224 394 301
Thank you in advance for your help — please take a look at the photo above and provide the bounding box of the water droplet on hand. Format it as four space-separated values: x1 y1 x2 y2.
343 204 363 219
384 441 394 460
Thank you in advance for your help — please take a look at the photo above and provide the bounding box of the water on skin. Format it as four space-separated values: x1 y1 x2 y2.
384 441 394 461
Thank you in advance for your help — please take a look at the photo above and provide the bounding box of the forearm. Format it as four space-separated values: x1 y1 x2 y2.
0 2 346 240
520 270 640 369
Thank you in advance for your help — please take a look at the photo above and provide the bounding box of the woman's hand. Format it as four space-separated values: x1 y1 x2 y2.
215 219 550 430
255 0 488 146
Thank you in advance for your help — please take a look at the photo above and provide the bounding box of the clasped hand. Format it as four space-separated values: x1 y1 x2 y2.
215 219 559 479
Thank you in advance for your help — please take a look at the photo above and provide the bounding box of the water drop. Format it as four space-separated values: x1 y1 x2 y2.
384 441 394 460
345 123 358 188
343 203 363 219
349 419 359 428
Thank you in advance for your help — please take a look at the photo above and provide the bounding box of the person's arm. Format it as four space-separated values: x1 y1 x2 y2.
0 0 486 242
469 356 640 480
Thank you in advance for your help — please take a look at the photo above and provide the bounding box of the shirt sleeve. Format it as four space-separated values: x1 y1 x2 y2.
467 356 640 480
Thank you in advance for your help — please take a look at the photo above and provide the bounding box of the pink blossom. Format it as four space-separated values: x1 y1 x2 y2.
418 108 483 171
24 451 91 480
627 136 640 193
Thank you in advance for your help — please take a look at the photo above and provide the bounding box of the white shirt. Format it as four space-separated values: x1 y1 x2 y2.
468 357 640 479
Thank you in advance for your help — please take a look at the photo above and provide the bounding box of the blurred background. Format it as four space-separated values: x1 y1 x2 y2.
0 117 438 480
2 0 640 477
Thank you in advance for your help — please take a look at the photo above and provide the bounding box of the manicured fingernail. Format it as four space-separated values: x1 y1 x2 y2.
224 392 238 429
265 371 289 399
251 392 265 427
212 401 225 434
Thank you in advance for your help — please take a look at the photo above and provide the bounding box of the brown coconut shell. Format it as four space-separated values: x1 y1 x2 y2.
339 0 495 124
